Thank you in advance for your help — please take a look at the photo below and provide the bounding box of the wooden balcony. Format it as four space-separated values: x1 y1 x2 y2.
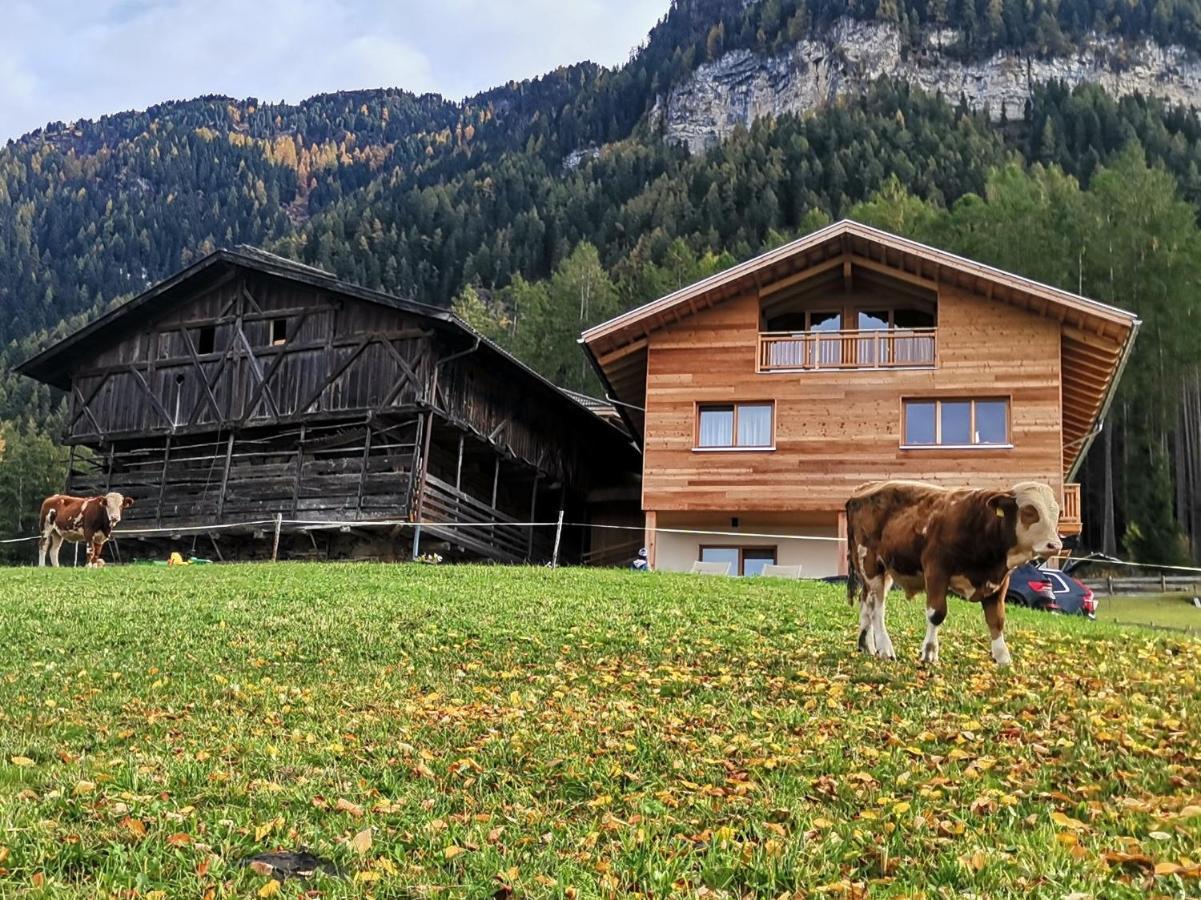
1059 483 1082 536
758 328 937 372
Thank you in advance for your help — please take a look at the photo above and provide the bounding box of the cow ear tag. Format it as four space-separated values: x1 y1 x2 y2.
995 507 1005 518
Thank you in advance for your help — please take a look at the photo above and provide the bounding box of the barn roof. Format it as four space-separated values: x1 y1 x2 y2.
18 246 630 442
580 219 1140 479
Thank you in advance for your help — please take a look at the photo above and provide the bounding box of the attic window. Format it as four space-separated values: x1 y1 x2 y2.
271 318 287 346
197 325 215 354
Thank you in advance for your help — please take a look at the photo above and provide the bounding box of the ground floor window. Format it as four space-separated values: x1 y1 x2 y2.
903 397 1010 447
699 545 777 576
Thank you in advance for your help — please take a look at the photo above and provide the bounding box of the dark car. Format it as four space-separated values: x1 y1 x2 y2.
1007 563 1097 617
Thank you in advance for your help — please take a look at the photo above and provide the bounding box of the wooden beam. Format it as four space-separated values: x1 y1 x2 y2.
598 337 649 367
645 510 657 569
526 473 540 561
355 419 373 514
63 445 77 494
290 425 306 518
216 432 235 520
155 436 172 527
848 254 940 292
179 327 225 425
127 365 176 429
232 326 281 423
240 308 312 422
72 384 107 436
757 254 846 298
298 335 373 415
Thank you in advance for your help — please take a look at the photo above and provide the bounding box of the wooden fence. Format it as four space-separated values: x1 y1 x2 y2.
1084 574 1201 595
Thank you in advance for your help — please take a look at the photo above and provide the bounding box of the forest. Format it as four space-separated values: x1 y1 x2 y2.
2 0 1201 564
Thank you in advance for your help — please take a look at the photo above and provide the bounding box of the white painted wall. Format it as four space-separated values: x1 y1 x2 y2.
653 515 840 577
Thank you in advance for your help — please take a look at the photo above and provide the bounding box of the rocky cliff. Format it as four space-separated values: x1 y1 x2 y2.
658 19 1201 153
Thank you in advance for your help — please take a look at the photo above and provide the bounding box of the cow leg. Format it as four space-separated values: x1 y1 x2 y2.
857 591 877 654
920 572 948 666
48 534 63 568
982 584 1011 667
854 545 876 654
860 575 893 659
86 538 104 568
38 532 50 567
872 573 896 659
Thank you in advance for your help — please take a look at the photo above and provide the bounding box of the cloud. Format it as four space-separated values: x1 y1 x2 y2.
0 0 668 142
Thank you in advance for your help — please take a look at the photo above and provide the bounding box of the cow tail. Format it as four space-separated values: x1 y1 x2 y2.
44 508 57 530
844 498 859 606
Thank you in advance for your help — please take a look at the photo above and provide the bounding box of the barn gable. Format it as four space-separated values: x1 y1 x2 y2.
19 248 641 564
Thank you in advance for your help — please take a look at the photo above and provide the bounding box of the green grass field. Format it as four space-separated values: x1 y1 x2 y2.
1098 594 1201 634
1 564 1199 898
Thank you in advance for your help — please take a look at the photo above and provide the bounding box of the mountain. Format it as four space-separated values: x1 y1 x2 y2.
2 0 1201 562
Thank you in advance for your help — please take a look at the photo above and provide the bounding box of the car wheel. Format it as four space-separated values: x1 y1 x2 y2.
1006 591 1027 608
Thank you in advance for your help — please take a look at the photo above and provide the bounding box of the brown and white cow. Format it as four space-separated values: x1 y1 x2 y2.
845 481 1062 667
38 493 134 568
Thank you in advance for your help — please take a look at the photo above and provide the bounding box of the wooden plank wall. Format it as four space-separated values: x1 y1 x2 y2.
68 418 422 529
641 283 1064 513
65 273 433 443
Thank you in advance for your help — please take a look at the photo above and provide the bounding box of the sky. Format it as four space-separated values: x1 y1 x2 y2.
0 0 670 142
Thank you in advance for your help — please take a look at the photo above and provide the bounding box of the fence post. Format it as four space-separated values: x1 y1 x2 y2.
1160 572 1167 592
551 508 565 569
271 513 283 562
1107 575 1114 596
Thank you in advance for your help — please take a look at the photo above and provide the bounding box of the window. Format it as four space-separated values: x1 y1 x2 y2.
271 318 287 346
197 325 215 355
700 545 778 576
903 398 1010 447
697 402 774 449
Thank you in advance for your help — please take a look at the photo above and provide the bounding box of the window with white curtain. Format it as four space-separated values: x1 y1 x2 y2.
697 402 774 449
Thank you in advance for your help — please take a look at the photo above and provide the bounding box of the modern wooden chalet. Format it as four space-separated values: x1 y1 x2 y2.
19 247 640 563
581 220 1140 578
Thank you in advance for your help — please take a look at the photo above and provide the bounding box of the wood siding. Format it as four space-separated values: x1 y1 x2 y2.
47 261 639 563
641 283 1064 513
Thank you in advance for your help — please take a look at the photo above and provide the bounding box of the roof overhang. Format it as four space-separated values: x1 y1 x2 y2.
18 246 633 447
581 219 1140 477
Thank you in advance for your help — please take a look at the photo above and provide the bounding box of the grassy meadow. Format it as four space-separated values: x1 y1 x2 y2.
0 563 1198 898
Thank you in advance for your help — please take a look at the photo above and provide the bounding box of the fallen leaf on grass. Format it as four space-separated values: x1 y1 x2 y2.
120 816 146 839
1102 849 1155 871
444 845 466 860
258 880 281 897
350 828 372 855
1051 811 1087 831
10 756 34 768
1155 861 1201 878
335 798 364 818
166 832 192 847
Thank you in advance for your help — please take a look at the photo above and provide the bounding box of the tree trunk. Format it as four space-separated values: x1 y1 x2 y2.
1101 422 1117 557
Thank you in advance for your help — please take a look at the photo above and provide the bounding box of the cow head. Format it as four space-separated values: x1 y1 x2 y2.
104 492 133 526
993 482 1062 566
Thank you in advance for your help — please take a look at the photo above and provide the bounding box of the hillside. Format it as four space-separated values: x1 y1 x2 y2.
3 0 1201 564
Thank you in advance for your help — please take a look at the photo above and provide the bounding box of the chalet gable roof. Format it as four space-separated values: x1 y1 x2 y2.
18 246 628 440
580 219 1140 479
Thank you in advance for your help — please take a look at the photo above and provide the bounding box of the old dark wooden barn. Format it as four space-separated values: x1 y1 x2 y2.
18 247 641 563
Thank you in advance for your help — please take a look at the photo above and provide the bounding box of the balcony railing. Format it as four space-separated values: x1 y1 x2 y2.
1059 483 1082 536
758 328 937 372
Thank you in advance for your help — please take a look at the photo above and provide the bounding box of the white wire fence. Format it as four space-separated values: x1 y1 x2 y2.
5 513 1201 577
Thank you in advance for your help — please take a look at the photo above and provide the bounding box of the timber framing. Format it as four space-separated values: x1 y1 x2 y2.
20 247 640 564
581 219 1140 477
